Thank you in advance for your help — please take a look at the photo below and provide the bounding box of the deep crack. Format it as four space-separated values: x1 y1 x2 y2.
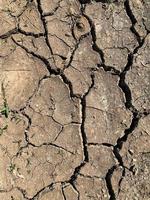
68 73 95 185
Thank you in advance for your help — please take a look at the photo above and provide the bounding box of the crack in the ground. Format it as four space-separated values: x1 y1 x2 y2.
12 110 32 157
106 31 148 200
29 183 55 200
81 6 120 75
62 182 81 200
11 37 60 75
7 31 86 200
80 73 95 162
75 2 124 199
142 18 150 35
6 0 32 18
124 0 142 45
28 142 75 155
1 1 149 199
105 165 116 200
63 34 88 71
66 73 95 187
105 42 148 200
120 0 147 110
59 73 78 99
18 28 45 37
107 113 142 199
11 36 80 102
0 28 18 39
0 28 45 41
75 1 149 199
78 172 100 179
42 0 62 17
61 185 67 200
36 0 55 62
66 182 80 200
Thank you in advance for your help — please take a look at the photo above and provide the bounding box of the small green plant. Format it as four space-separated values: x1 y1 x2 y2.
0 124 8 135
0 83 10 118
8 163 16 173
0 103 9 118
0 83 9 135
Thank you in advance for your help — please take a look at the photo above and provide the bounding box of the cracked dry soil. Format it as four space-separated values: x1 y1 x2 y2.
0 0 149 199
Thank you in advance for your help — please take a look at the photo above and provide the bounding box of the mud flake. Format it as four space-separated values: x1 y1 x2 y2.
126 34 150 112
85 69 132 144
0 47 48 110
76 176 109 200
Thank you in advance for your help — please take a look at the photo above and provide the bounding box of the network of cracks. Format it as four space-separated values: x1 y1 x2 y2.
0 0 149 199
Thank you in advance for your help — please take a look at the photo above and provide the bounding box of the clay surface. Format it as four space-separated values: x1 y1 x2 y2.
0 0 149 199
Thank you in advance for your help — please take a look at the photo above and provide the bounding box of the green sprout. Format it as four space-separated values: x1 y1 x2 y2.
0 103 9 118
0 124 8 135
8 163 16 173
0 83 10 118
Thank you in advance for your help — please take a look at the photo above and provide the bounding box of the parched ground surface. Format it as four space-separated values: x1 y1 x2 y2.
0 0 149 199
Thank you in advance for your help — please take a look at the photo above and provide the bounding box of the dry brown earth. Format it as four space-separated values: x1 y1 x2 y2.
0 0 149 199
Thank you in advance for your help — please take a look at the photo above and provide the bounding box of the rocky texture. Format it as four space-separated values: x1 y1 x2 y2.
112 115 150 199
0 0 149 199
126 34 150 112
85 69 132 145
